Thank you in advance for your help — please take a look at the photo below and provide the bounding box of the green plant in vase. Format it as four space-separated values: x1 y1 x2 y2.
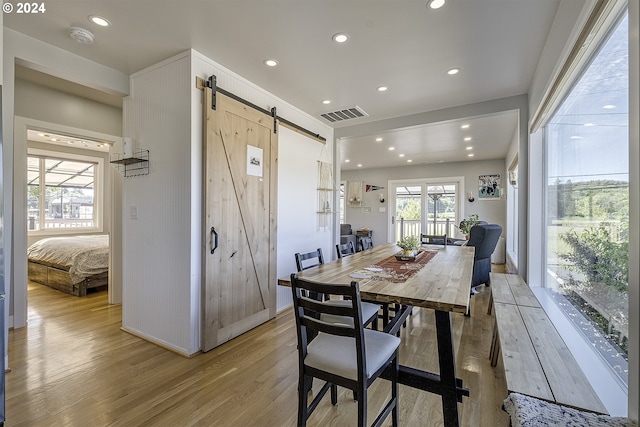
457 213 480 238
397 235 421 255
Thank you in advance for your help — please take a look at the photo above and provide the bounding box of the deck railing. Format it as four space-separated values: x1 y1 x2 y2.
397 218 456 240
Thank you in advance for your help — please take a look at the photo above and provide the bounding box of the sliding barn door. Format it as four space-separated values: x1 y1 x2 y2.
202 87 277 352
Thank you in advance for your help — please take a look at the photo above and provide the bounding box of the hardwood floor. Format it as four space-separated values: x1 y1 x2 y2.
8 277 510 426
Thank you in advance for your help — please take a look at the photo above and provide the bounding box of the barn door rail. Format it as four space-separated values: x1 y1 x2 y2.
201 75 326 143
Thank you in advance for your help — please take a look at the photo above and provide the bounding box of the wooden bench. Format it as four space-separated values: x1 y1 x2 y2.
489 272 609 415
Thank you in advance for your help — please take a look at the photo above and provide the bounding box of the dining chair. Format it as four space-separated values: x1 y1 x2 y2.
290 274 400 427
294 248 379 330
466 224 502 292
359 236 373 251
421 233 448 246
336 241 356 259
295 248 325 272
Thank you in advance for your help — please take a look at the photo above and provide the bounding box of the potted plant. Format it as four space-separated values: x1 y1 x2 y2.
457 213 480 239
397 235 421 255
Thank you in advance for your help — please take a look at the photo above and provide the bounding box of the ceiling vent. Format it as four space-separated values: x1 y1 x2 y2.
320 105 368 123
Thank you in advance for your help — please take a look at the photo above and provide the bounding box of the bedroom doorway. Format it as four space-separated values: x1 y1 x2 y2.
14 116 123 329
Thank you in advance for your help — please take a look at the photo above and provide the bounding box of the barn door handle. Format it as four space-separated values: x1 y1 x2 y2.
210 226 219 254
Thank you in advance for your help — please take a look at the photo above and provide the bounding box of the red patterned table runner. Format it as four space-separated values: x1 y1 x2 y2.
351 250 438 283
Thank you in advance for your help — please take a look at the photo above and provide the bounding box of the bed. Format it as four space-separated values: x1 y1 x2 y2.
27 235 109 296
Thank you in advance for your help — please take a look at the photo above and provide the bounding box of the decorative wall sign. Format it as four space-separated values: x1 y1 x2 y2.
366 185 384 192
478 174 501 199
247 145 263 177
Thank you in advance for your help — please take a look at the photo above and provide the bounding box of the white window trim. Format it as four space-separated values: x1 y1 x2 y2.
27 147 105 236
387 176 465 243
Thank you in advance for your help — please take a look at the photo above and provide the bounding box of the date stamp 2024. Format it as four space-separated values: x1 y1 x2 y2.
3 2 47 14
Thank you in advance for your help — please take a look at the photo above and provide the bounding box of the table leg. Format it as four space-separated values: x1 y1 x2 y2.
435 310 460 427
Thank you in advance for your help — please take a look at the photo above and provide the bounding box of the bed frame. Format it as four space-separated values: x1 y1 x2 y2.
28 260 108 296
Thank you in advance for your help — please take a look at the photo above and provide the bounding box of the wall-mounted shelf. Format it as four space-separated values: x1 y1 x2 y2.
111 149 149 177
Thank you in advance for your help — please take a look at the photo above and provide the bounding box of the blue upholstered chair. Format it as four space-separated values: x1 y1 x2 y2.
466 223 502 292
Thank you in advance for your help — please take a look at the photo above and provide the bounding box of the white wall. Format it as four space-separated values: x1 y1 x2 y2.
276 126 335 311
121 52 195 355
341 159 507 246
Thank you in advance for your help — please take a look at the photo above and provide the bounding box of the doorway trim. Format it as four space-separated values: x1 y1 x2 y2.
13 116 122 329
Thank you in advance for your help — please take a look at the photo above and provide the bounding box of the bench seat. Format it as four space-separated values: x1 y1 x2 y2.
490 273 608 415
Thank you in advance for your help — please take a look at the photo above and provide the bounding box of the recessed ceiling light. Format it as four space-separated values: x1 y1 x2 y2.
570 136 583 139
466 146 473 150
461 124 470 129
468 153 474 157
89 15 110 27
264 59 279 67
407 159 413 163
357 164 363 167
399 154 405 157
464 137 472 141
377 86 388 92
332 33 349 43
322 100 331 105
447 68 460 75
375 137 383 142
427 0 446 9
388 147 395 151
584 122 595 127
345 159 350 163
603 104 616 109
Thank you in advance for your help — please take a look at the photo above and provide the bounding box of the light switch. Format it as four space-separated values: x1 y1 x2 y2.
130 205 138 220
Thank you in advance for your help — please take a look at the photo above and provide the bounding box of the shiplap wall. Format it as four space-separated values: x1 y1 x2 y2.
123 50 333 355
122 53 194 354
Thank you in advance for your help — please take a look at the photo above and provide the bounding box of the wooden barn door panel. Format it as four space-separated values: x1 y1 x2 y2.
202 88 277 352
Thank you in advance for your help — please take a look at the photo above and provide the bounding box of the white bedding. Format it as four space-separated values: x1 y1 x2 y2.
27 235 109 284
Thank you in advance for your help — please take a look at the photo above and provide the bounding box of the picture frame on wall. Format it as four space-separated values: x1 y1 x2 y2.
478 174 501 199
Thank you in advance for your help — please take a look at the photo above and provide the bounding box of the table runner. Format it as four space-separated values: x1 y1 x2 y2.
351 250 438 283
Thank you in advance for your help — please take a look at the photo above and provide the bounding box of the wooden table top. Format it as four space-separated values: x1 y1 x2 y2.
279 243 475 314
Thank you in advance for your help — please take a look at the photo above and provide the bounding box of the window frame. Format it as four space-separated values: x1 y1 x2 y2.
27 147 104 236
535 7 630 413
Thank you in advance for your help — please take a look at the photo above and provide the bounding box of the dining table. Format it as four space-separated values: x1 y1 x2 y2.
278 242 475 427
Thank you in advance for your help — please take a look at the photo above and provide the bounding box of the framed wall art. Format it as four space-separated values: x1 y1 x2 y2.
478 174 501 199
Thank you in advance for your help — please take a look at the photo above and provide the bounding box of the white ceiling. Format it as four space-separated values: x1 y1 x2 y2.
5 0 582 169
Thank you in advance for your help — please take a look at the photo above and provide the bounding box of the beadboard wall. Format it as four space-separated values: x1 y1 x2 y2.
122 50 333 355
122 53 194 354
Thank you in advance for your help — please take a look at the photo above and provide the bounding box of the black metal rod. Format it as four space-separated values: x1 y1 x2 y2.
207 75 326 141
435 309 462 427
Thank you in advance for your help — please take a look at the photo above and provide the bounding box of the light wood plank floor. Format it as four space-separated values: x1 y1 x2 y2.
8 277 510 426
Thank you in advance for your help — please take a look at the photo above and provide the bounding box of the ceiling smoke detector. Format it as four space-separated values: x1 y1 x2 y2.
69 26 95 44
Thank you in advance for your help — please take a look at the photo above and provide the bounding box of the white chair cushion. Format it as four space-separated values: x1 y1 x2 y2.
320 299 380 325
305 329 401 381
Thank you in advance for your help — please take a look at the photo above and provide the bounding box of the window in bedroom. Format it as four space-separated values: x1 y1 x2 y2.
544 11 628 388
27 153 102 232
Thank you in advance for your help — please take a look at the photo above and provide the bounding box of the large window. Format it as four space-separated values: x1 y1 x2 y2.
545 13 628 387
27 152 102 232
